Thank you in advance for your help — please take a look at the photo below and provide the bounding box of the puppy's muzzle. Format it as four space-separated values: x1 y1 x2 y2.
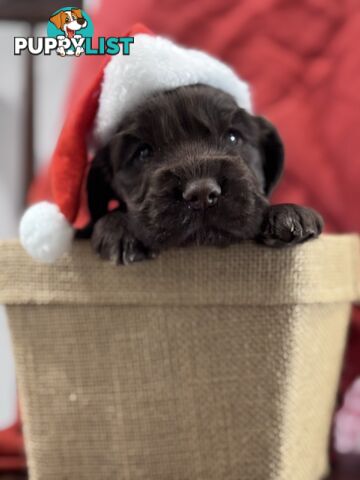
182 178 221 210
151 156 241 213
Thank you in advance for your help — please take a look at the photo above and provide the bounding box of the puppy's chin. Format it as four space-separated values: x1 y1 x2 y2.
130 174 268 250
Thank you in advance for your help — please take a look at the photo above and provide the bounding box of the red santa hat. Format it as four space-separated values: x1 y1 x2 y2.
19 24 253 263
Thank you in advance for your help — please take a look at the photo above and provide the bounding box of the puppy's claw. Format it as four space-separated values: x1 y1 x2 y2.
121 237 144 265
258 204 323 247
91 214 156 266
121 238 157 266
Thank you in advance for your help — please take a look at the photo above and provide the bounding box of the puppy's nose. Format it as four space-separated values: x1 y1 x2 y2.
183 178 221 209
77 17 85 25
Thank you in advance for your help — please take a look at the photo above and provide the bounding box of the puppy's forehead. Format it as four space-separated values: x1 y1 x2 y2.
121 85 240 140
146 85 237 119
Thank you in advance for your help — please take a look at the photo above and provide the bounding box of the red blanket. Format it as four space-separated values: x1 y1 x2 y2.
0 422 25 470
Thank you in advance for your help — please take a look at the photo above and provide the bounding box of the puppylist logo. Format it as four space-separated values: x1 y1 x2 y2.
14 7 134 57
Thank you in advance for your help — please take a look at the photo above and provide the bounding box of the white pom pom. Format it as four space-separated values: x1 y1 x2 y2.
19 202 74 263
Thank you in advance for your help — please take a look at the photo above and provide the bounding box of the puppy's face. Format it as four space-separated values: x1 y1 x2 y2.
50 9 87 37
89 85 284 249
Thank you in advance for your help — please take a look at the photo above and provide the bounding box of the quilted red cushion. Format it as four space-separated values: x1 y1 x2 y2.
0 422 25 470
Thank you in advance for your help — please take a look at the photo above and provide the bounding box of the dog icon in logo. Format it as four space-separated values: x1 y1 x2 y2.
49 8 87 56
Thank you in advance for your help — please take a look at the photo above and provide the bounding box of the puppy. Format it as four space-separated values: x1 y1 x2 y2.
86 84 323 265
49 9 87 56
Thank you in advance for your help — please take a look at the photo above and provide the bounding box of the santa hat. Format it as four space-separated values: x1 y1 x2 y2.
20 23 252 263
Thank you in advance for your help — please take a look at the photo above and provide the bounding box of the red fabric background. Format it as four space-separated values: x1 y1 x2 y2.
0 422 25 470
3 0 360 470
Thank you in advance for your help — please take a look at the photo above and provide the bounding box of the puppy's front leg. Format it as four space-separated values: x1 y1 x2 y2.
258 204 323 247
91 211 157 265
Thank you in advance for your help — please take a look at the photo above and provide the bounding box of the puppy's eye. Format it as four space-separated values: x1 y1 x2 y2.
135 143 153 162
226 130 242 145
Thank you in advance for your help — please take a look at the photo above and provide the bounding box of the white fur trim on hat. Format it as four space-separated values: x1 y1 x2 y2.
19 202 74 263
94 34 252 145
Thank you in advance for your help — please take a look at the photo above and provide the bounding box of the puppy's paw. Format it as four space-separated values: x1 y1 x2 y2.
120 235 158 265
259 204 323 247
91 214 157 265
56 47 66 57
75 46 85 56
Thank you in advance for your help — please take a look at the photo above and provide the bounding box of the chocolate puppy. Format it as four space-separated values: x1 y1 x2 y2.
86 84 323 264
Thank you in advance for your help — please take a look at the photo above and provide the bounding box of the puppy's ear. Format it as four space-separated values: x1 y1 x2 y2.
71 8 83 18
87 145 115 223
49 12 64 30
256 116 284 196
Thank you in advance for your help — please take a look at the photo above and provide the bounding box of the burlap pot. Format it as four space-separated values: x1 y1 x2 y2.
1 235 359 480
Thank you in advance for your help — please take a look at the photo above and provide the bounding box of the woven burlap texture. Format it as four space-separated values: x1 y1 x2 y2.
1 235 359 480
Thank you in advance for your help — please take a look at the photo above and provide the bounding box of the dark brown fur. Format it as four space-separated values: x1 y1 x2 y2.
83 84 323 264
